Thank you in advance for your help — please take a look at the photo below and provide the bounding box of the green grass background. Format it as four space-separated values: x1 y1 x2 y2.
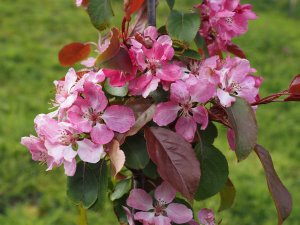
1 0 300 224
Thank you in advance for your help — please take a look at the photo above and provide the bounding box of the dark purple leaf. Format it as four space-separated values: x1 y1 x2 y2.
144 127 200 200
255 145 292 225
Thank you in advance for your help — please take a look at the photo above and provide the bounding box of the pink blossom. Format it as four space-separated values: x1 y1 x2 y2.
67 82 135 145
129 26 183 97
34 114 105 174
103 69 136 87
21 135 56 171
54 68 84 109
198 208 216 225
76 0 83 7
126 182 193 225
197 0 257 55
153 80 209 142
217 57 262 107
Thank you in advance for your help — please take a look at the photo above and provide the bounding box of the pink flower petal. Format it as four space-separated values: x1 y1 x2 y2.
142 76 160 98
156 64 183 82
91 124 114 145
127 189 153 211
84 82 108 112
192 106 209 130
67 105 92 133
154 181 176 205
102 105 135 133
153 102 180 126
144 26 158 40
170 80 190 104
123 207 135 225
166 203 193 224
134 211 155 224
77 139 105 163
175 116 197 142
217 89 236 107
81 57 96 67
153 215 172 225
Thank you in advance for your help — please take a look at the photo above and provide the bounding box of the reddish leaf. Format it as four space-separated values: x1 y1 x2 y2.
227 43 246 59
108 140 125 177
144 127 201 200
128 2 148 37
225 98 257 161
255 145 292 225
58 42 91 67
124 0 145 19
284 94 300 101
96 28 120 64
288 74 300 94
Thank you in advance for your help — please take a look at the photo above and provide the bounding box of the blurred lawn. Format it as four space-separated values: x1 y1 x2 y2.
1 0 300 224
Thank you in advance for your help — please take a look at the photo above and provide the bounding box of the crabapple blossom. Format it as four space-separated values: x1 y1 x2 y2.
67 82 135 145
198 208 216 225
126 181 193 225
154 80 209 142
217 57 262 107
197 0 257 55
129 26 183 97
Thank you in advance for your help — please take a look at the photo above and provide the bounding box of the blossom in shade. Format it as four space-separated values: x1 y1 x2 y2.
198 208 216 225
129 26 183 97
67 82 135 145
153 80 209 142
196 0 257 55
126 181 193 225
217 57 262 107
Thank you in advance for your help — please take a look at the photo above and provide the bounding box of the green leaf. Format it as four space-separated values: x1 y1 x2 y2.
113 195 129 224
89 160 108 211
110 179 132 201
143 160 158 179
104 79 128 97
194 32 205 49
225 97 258 161
181 49 202 60
67 161 98 209
122 133 150 170
166 0 175 9
218 178 236 212
195 144 229 200
87 0 114 31
199 122 218 145
167 10 200 43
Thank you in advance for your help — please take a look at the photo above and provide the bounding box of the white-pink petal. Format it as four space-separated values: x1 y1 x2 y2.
134 211 155 224
217 89 236 107
64 158 77 176
192 106 209 130
77 139 105 163
170 80 190 104
153 215 172 225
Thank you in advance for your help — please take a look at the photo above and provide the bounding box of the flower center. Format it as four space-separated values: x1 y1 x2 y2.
154 201 167 216
60 130 76 146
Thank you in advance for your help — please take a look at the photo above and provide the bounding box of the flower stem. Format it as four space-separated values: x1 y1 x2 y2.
147 0 156 27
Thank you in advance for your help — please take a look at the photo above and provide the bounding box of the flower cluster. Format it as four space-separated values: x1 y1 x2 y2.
196 0 257 55
21 68 135 176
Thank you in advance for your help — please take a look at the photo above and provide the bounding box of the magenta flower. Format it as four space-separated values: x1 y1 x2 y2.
103 69 136 87
217 57 262 107
129 26 183 97
127 182 193 225
67 82 135 145
153 80 209 142
197 0 257 55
